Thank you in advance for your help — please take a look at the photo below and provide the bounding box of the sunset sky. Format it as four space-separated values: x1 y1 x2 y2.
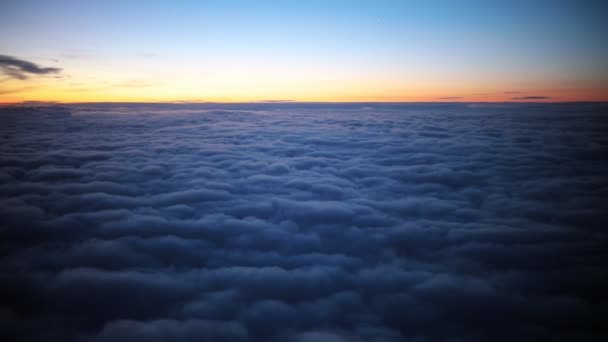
1 0 607 103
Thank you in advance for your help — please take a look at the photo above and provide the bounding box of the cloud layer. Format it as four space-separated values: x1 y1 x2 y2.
1 103 607 341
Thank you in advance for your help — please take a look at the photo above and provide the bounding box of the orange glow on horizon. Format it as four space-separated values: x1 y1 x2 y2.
2 76 607 104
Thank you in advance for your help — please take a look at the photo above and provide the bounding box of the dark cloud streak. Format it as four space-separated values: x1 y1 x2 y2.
0 55 62 80
512 96 552 100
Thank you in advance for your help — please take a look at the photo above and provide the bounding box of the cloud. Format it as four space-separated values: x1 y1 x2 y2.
0 102 606 341
0 55 62 80
86 319 248 342
435 96 463 100
257 100 295 103
511 96 552 100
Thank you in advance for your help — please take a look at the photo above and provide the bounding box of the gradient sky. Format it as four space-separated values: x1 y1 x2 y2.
1 0 607 103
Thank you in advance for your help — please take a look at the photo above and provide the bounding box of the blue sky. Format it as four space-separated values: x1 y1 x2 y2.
1 0 607 102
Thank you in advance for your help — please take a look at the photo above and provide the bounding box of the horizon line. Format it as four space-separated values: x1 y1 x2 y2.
2 100 608 107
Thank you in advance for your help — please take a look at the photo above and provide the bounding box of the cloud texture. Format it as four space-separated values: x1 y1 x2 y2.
0 55 62 80
1 103 607 341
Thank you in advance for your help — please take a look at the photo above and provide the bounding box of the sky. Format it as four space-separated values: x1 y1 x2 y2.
1 0 607 103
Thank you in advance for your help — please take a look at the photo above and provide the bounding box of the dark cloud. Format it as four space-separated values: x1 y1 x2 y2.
512 96 552 100
85 319 248 342
1 103 607 341
0 55 62 80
